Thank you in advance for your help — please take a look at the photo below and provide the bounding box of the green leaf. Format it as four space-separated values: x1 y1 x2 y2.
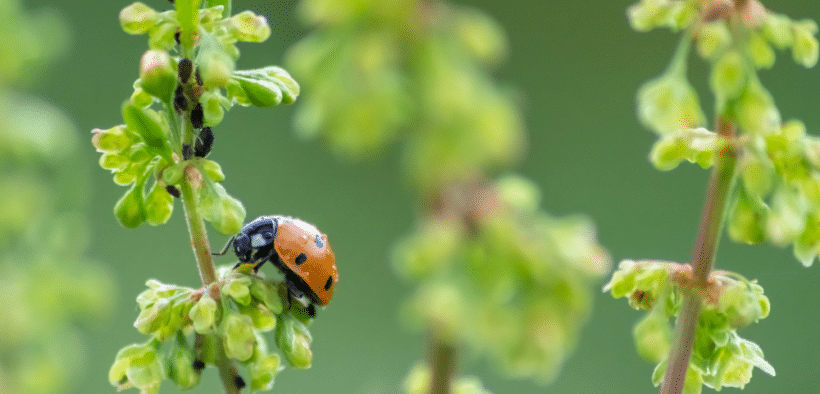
115 182 147 228
232 66 300 107
122 102 168 153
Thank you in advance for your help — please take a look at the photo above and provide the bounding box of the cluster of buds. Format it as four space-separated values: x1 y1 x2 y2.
287 0 523 193
605 260 773 392
110 267 314 393
93 2 300 234
393 175 610 383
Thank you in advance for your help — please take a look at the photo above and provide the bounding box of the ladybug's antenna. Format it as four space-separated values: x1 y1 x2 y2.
213 236 235 256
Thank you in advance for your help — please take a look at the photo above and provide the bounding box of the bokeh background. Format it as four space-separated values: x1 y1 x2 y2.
12 0 820 392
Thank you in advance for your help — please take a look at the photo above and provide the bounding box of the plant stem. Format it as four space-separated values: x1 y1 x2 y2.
180 177 217 286
428 329 456 394
660 118 737 394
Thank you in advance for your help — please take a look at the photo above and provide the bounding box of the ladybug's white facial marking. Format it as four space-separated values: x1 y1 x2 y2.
251 233 267 248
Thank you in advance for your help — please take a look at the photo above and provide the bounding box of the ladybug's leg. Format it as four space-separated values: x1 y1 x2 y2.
252 258 268 273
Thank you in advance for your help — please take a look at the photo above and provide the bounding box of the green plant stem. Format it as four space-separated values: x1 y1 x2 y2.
660 118 737 394
428 329 456 394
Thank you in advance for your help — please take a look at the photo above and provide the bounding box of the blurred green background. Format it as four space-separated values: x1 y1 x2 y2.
16 0 820 392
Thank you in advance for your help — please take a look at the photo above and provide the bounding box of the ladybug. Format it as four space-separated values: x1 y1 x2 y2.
214 215 338 306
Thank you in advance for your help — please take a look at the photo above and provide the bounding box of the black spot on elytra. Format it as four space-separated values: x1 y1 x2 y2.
324 275 333 290
314 234 324 248
295 253 307 265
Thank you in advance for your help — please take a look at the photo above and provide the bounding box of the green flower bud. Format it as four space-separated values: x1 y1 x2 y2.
232 66 300 107
740 158 773 200
727 191 766 244
131 86 154 108
134 298 170 336
651 360 702 394
230 11 271 42
119 2 158 35
200 90 226 126
792 20 819 68
496 174 541 213
197 34 235 89
250 353 282 391
453 7 507 66
99 152 130 171
765 188 805 245
697 21 731 60
92 125 135 153
144 181 173 226
222 313 256 361
275 314 313 369
189 295 217 333
710 50 747 102
139 50 177 101
109 342 164 392
747 32 775 69
223 276 252 306
633 312 672 362
638 72 704 134
167 333 200 389
115 182 147 228
250 280 284 315
736 81 780 135
392 218 463 280
239 303 277 332
200 182 246 235
627 0 669 32
762 13 793 48
122 102 168 151
148 20 178 50
199 160 225 182
650 135 687 171
665 2 696 31
162 162 185 185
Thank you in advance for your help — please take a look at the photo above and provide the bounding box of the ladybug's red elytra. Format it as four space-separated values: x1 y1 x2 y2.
214 215 338 306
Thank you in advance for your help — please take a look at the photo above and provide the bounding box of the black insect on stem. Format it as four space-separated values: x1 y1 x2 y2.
178 58 193 83
165 185 181 198
195 67 203 86
233 376 246 390
194 127 214 158
191 103 204 129
174 30 181 46
182 144 193 160
173 84 188 114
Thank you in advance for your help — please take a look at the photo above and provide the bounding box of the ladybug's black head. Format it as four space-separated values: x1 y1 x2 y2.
233 233 252 262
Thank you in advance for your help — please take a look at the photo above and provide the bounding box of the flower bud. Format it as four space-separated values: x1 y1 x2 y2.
637 73 704 134
167 334 201 389
736 81 780 135
109 342 163 392
197 35 235 89
199 159 224 182
148 21 178 50
250 280 284 315
145 182 174 225
496 174 541 213
222 313 256 361
162 162 185 186
122 103 168 151
727 192 765 244
275 314 313 369
115 182 147 228
190 296 218 333
762 13 793 48
627 0 669 32
747 32 775 69
710 50 747 102
792 20 819 68
119 2 158 35
249 353 282 391
740 159 772 200
140 50 177 101
633 312 672 362
92 125 135 153
239 303 277 332
697 21 731 60
230 11 271 42
201 183 246 235
223 276 252 306
200 90 225 126
233 66 300 106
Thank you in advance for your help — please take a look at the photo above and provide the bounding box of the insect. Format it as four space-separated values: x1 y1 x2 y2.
214 215 338 306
